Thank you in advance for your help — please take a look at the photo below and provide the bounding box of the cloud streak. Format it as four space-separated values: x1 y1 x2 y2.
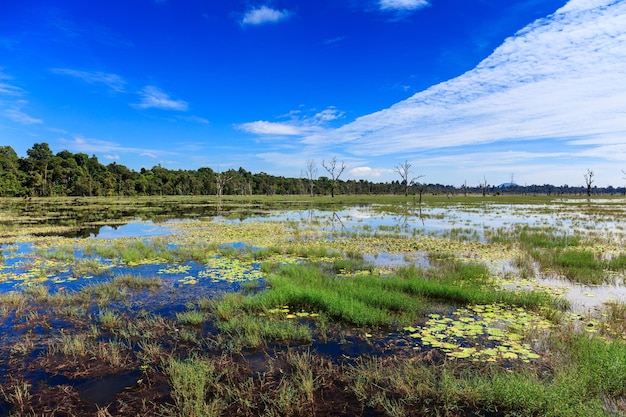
3 108 43 125
52 68 126 93
133 86 188 111
301 0 626 163
379 0 429 11
0 71 24 96
60 136 174 160
241 6 291 26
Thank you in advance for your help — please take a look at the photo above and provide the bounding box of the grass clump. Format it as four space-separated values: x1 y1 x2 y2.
515 227 620 285
113 273 163 290
387 262 563 311
176 310 205 326
164 356 225 417
251 264 425 327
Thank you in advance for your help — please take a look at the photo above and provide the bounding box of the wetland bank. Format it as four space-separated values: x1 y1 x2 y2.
0 195 625 416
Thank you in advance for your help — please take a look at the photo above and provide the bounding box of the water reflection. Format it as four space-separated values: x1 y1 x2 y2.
90 221 173 239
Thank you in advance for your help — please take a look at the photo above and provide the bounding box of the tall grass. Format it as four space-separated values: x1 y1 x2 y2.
245 261 562 329
248 264 425 326
164 356 225 417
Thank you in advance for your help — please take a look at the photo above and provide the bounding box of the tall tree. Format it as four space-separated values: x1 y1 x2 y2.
303 159 317 197
584 169 594 197
25 143 54 196
0 146 22 196
321 157 346 198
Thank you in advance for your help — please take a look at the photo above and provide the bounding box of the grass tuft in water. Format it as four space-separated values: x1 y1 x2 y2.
164 355 225 417
176 310 205 326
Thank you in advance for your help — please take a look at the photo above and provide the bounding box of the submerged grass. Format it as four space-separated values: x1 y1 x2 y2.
506 227 626 285
347 331 626 416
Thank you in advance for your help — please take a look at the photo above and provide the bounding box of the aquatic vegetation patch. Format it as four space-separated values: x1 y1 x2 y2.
1 197 626 416
403 304 551 362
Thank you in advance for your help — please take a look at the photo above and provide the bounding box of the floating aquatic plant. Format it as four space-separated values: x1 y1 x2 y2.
404 304 552 362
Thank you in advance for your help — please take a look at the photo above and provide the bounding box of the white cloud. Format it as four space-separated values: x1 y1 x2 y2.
379 0 429 11
241 6 290 26
0 71 34 124
2 98 42 125
133 86 188 111
349 166 393 178
60 136 174 159
182 115 210 124
52 68 126 93
3 108 43 125
238 106 344 137
313 107 345 123
0 71 24 96
237 121 302 136
303 0 626 162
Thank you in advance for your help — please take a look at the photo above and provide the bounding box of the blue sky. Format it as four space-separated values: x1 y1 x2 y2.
1 0 625 187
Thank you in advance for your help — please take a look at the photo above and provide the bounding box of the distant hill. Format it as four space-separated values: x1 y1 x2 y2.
497 183 519 188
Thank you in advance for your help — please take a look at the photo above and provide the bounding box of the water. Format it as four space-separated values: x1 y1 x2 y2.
89 221 173 239
2 201 625 316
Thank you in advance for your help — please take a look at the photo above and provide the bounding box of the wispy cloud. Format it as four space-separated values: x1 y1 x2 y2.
241 6 291 26
60 136 174 159
52 68 126 93
324 36 347 46
0 71 24 96
303 0 626 160
3 107 43 125
379 0 429 11
1 95 43 125
238 121 302 136
237 106 345 136
133 86 188 111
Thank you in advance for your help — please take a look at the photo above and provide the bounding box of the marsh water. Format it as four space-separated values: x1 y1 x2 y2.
0 196 625 415
2 199 624 310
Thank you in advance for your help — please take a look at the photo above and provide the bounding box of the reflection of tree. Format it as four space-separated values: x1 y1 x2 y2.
331 212 345 233
394 206 424 234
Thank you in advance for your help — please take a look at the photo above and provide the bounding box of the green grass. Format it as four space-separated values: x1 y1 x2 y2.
215 259 562 343
510 227 623 285
164 356 225 417
249 264 425 326
347 332 626 416
176 310 205 326
98 308 123 330
519 229 581 249
113 273 163 290
607 253 626 271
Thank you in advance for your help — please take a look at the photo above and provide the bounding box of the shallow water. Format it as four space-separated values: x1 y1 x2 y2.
2 200 625 317
89 221 173 239
77 371 141 406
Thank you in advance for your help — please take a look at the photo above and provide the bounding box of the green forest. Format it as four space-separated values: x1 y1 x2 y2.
0 143 623 197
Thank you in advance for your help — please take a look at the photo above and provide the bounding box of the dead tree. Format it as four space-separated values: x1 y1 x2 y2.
321 157 346 198
304 159 317 197
584 169 594 197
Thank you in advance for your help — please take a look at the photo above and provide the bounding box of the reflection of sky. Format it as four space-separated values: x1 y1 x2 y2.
246 203 625 239
90 221 173 239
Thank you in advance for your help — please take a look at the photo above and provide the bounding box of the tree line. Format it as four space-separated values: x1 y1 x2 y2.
0 143 624 198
